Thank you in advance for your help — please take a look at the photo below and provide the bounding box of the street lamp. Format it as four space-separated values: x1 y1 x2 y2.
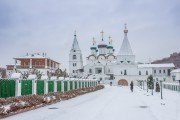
159 76 165 99
160 80 163 99
151 79 155 95
146 79 149 93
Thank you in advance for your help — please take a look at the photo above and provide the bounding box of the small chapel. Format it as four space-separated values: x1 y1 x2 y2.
69 25 174 85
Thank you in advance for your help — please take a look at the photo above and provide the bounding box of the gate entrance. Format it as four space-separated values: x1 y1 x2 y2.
118 79 128 86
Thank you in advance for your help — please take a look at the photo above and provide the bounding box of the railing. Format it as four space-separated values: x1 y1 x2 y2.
163 83 180 92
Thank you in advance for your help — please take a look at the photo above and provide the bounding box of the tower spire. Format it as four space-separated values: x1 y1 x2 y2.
119 24 133 55
108 36 111 44
71 31 80 50
101 30 104 41
92 37 96 45
124 24 128 33
74 30 76 36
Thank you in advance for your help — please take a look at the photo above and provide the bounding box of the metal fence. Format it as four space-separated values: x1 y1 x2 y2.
0 78 99 98
163 83 180 92
0 79 15 98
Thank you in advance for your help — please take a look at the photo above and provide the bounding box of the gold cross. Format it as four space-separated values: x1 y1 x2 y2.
74 30 76 36
92 37 96 44
101 30 104 39
124 24 127 29
109 36 111 41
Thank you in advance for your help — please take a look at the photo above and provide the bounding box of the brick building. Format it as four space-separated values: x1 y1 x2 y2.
6 53 60 78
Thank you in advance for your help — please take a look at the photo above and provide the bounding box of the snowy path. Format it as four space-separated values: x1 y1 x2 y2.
4 85 180 120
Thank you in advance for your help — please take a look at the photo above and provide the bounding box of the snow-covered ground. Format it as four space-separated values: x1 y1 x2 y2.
4 85 180 120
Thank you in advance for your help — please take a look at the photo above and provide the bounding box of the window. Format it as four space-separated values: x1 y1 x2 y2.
146 71 148 75
89 69 92 73
74 50 76 52
73 70 75 73
108 69 110 73
139 71 141 75
73 63 76 67
154 70 156 74
124 70 127 75
73 55 76 59
168 69 171 76
163 70 166 73
159 70 161 74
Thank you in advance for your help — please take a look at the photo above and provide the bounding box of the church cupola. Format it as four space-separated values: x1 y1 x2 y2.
98 30 107 55
90 37 98 55
117 24 135 64
107 36 115 55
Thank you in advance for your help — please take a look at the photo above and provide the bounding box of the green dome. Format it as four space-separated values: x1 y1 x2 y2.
90 47 97 50
107 46 113 49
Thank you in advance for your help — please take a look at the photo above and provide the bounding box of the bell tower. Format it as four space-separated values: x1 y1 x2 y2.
69 31 83 77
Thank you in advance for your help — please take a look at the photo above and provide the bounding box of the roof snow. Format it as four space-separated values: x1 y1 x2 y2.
15 53 46 59
138 63 175 68
119 33 133 55
71 35 80 50
171 69 180 73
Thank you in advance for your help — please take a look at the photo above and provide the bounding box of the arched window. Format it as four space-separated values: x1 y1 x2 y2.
139 71 141 75
146 71 148 75
124 70 127 75
89 69 92 73
73 55 76 59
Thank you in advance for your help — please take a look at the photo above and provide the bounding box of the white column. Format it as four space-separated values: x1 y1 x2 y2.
14 59 17 69
54 80 57 92
44 80 48 94
61 80 64 92
30 59 32 68
45 58 47 68
15 79 21 96
68 80 70 91
73 80 75 89
77 80 79 89
32 80 36 95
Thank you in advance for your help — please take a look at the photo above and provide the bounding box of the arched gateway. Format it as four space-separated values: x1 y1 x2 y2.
118 79 128 86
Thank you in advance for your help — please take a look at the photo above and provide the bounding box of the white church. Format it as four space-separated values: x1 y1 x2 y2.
69 25 175 85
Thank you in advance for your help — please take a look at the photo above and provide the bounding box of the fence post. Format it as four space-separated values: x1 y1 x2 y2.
54 80 57 92
73 80 75 90
61 80 64 92
44 80 48 94
15 79 21 96
67 80 70 91
32 80 37 95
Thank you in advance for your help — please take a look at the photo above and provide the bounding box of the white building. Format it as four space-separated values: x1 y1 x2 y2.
69 25 175 85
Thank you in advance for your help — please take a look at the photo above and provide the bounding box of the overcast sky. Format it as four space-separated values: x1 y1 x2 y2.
0 0 180 71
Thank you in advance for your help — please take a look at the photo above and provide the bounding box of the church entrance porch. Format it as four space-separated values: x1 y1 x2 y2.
118 79 128 86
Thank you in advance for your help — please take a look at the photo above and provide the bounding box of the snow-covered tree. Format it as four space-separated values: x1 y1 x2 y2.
147 75 154 89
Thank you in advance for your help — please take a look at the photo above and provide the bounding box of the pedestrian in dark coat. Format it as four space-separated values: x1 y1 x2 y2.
130 81 134 92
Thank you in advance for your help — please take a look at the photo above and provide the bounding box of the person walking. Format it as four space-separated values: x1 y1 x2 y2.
130 81 134 92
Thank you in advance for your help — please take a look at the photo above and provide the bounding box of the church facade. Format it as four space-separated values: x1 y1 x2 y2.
69 25 175 85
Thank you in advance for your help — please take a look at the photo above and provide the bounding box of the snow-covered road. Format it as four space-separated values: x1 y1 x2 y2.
4 85 180 120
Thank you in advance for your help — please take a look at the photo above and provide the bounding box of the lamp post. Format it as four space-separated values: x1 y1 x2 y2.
151 79 154 96
160 76 165 99
160 80 163 99
143 80 144 90
147 79 149 93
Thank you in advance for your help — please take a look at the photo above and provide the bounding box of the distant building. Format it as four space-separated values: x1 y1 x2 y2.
69 25 175 85
6 53 60 78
